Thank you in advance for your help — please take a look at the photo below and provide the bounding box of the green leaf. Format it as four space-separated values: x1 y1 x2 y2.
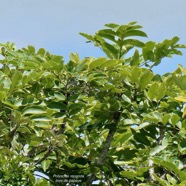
46 101 67 111
35 122 52 129
169 113 180 126
99 59 123 69
75 59 87 72
104 23 119 29
89 58 107 70
130 50 140 66
22 95 34 105
31 115 51 121
142 41 156 61
0 91 6 100
130 66 142 84
28 45 35 54
139 69 154 89
153 174 169 186
68 103 85 115
22 106 46 115
97 29 116 42
79 32 94 42
166 174 177 185
122 94 131 103
171 36 180 46
100 42 119 59
153 158 186 181
146 82 166 102
41 160 51 172
132 129 151 146
114 132 133 145
174 76 186 90
70 52 80 64
10 71 22 90
122 39 145 47
178 64 186 76
124 30 147 38
37 48 46 56
150 145 168 156
54 93 66 100
120 170 136 180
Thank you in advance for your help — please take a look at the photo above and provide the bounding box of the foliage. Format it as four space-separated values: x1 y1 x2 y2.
0 22 186 185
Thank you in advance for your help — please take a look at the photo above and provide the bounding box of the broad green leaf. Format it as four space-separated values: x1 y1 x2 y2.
120 170 136 180
153 174 169 186
122 39 145 47
35 122 52 129
37 48 46 56
139 69 154 89
54 93 66 100
180 181 186 186
10 71 22 90
142 41 156 61
68 103 85 115
31 115 51 121
166 174 177 185
41 160 51 172
70 52 80 64
132 129 151 146
178 64 186 75
28 45 35 54
75 59 88 72
150 145 167 156
169 113 180 126
122 94 131 103
0 91 6 100
99 59 123 69
23 106 46 115
17 126 32 133
88 58 107 70
141 112 162 123
153 158 186 181
130 66 141 84
100 42 119 59
124 30 147 38
46 101 67 111
146 82 166 102
22 95 35 105
130 49 140 66
174 76 186 90
175 95 186 102
79 32 94 42
97 29 116 42
114 132 133 145
171 36 180 46
104 23 119 29
36 55 46 62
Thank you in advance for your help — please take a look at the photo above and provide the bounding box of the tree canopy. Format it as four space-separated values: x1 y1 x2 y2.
1 22 186 185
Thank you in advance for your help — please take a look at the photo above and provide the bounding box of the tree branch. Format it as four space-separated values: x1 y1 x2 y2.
35 145 54 165
86 111 120 186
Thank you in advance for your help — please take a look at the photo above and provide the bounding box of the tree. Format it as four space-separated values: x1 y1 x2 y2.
0 22 186 185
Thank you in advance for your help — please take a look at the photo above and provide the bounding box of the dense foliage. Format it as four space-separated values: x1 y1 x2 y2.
1 22 186 185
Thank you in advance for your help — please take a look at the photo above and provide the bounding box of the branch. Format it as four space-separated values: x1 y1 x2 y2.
149 124 164 182
35 145 54 165
86 111 120 186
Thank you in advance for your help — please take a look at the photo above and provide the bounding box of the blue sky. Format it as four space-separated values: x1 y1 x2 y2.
1 0 186 74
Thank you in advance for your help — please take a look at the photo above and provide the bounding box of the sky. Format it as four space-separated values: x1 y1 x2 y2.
1 0 186 74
